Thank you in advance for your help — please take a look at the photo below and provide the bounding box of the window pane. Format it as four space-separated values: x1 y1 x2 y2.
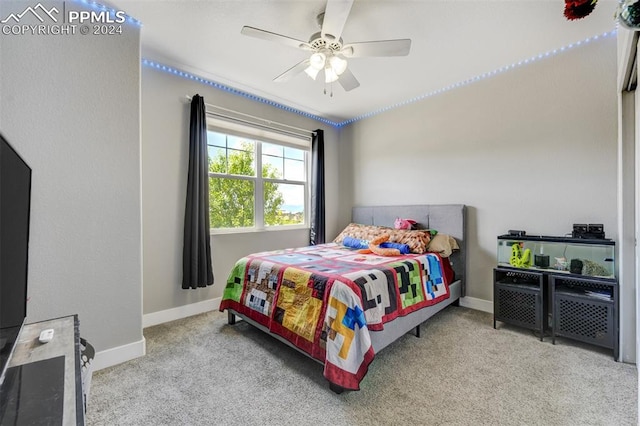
207 131 226 148
209 177 254 228
264 182 304 226
208 134 255 177
263 142 283 157
284 158 305 181
208 146 227 173
284 146 304 160
262 142 284 178
227 135 251 150
227 145 255 177
262 155 283 178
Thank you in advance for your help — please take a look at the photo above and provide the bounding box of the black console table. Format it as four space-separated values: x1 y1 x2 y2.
493 267 547 341
0 315 85 425
493 235 618 360
550 275 618 359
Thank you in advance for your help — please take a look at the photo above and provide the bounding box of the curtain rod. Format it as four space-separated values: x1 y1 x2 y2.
185 96 315 140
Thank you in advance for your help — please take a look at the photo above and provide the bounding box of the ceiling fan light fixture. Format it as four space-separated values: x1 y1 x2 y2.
304 66 321 80
324 66 339 83
329 55 347 75
309 52 326 70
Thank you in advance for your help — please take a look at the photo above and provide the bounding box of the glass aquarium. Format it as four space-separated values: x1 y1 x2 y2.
497 235 615 279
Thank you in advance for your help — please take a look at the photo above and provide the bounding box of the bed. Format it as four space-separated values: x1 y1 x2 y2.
219 204 466 392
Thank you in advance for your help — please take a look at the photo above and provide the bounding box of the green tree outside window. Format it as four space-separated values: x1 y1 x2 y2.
208 141 303 228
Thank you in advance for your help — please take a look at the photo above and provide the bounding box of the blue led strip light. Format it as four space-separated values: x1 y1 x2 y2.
71 0 142 26
336 28 618 127
142 28 616 129
142 59 341 127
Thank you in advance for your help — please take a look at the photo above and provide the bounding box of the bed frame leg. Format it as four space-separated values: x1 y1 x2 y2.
452 298 460 307
227 311 236 325
329 383 345 394
415 324 421 338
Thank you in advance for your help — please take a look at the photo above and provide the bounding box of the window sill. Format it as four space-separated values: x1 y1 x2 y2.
210 225 309 236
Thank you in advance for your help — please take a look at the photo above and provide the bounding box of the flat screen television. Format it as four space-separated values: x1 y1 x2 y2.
0 133 31 385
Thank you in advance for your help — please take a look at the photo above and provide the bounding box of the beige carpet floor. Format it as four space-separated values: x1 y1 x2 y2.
87 306 637 425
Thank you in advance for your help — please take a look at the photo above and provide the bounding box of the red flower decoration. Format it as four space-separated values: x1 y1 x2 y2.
564 0 598 21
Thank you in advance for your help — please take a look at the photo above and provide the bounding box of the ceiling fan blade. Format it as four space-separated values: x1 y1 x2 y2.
241 26 312 51
338 68 360 92
342 39 412 57
273 59 311 83
321 0 354 42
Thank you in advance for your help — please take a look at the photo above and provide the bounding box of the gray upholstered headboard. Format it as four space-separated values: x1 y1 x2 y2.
352 204 467 296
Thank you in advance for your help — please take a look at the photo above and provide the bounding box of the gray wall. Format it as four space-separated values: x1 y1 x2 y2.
340 36 618 304
141 66 346 315
0 4 143 357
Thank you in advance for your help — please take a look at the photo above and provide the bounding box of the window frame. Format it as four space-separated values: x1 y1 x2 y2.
206 119 310 234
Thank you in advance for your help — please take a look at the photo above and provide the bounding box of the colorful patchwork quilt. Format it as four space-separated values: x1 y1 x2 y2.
219 242 450 390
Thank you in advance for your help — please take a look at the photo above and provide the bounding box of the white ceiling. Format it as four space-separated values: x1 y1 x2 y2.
109 0 620 123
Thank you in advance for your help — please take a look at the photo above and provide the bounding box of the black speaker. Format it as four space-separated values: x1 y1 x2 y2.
588 224 604 235
572 223 605 239
572 224 587 238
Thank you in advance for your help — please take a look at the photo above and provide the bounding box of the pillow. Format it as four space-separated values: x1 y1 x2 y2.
334 223 432 254
334 223 384 243
427 233 459 258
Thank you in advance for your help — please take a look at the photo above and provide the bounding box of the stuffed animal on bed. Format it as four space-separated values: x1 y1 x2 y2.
343 236 409 256
358 234 402 256
394 218 417 230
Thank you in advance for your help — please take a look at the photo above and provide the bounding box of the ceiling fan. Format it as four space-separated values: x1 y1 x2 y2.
240 0 411 93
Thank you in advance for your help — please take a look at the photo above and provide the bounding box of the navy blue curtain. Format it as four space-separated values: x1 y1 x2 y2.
310 129 325 245
182 94 214 289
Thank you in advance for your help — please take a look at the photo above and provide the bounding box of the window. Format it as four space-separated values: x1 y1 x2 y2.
207 126 308 231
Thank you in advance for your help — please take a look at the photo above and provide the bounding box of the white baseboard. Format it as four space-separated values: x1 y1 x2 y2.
142 297 221 328
91 299 221 372
460 296 493 313
93 337 146 371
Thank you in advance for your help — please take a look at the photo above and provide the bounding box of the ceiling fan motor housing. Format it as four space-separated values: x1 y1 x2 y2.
308 31 343 53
